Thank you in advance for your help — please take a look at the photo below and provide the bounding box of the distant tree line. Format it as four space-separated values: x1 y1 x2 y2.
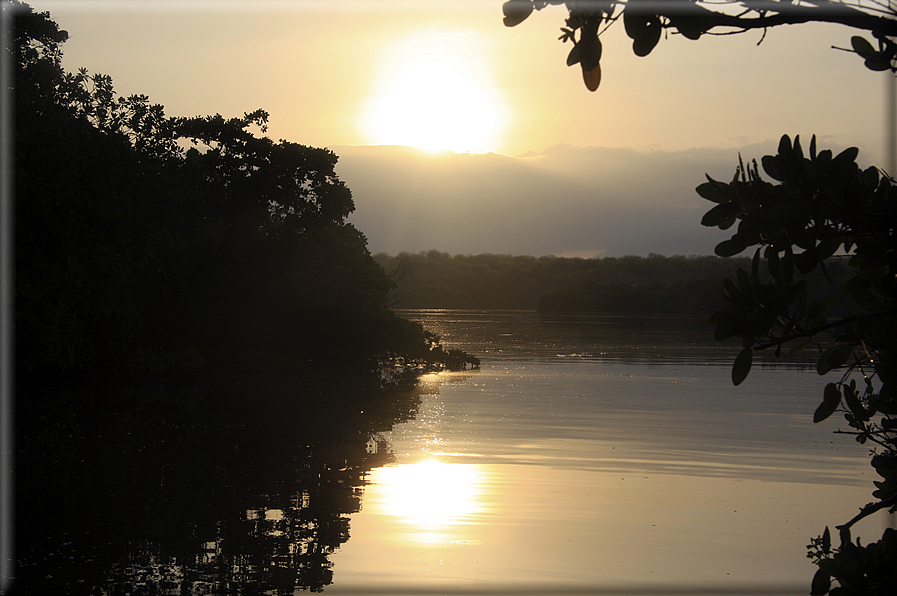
375 251 745 312
13 2 476 395
375 251 857 315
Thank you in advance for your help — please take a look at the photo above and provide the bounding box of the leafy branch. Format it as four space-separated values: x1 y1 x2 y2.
698 135 897 594
503 0 897 90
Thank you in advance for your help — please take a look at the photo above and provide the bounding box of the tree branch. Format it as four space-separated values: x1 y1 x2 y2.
836 493 897 530
655 0 897 37
833 428 892 449
753 315 863 351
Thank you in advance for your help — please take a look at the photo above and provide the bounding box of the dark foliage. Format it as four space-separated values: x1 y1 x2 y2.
11 3 478 591
12 2 476 394
375 250 751 313
700 136 897 595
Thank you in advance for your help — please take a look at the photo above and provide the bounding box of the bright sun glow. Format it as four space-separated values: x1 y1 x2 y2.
372 459 483 539
362 32 505 154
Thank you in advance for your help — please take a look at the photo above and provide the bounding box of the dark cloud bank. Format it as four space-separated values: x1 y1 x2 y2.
332 140 835 258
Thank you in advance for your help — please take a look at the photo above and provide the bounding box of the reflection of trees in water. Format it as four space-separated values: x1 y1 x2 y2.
16 382 423 595
103 451 395 594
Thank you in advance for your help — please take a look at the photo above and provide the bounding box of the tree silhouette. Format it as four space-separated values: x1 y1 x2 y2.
11 0 476 387
698 136 896 595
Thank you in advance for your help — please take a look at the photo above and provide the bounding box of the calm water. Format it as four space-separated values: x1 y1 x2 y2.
14 310 883 595
329 310 877 594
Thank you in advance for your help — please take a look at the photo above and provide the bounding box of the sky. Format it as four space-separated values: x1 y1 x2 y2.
22 0 894 257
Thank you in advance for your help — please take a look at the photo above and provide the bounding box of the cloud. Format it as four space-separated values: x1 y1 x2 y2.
330 141 787 257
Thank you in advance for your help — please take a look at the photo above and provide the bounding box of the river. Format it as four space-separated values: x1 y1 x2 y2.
13 310 883 595
329 310 876 595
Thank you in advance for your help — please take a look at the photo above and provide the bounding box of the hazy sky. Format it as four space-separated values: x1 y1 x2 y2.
26 0 892 257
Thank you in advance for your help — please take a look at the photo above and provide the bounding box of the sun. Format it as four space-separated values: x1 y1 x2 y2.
362 32 505 154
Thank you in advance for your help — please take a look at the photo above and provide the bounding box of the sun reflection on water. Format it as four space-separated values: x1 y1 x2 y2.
369 458 484 543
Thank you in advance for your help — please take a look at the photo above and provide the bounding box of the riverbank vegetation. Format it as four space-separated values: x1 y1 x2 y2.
13 6 476 590
13 2 476 400
375 251 855 315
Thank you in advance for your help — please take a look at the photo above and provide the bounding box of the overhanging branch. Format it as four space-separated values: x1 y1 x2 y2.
837 493 897 530
753 315 863 351
641 0 897 37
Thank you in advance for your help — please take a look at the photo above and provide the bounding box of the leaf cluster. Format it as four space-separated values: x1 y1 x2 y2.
807 526 897 595
697 136 897 593
699 134 896 392
850 34 897 72
503 0 897 91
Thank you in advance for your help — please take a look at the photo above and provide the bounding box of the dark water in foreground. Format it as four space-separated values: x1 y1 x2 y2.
12 311 882 595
